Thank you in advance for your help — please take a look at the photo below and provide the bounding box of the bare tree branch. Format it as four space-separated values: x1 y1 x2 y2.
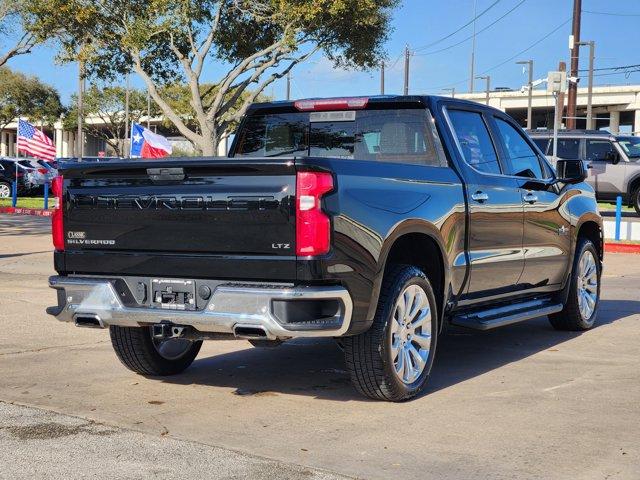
130 49 203 146
0 31 37 68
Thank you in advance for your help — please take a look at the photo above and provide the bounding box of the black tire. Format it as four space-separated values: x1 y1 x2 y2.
549 237 601 331
0 181 11 199
343 265 438 401
633 188 640 216
109 326 202 376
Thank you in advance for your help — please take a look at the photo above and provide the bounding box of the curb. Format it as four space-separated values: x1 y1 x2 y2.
0 206 53 217
604 242 640 254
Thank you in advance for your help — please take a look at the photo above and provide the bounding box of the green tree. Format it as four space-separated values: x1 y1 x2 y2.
25 0 398 155
0 1 37 67
65 85 159 157
0 67 64 138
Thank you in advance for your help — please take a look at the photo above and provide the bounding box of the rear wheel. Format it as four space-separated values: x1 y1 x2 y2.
549 238 601 331
343 265 438 401
109 326 202 376
0 182 11 198
633 188 640 216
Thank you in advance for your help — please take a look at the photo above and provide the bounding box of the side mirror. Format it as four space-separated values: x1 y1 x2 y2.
556 159 587 184
604 151 620 165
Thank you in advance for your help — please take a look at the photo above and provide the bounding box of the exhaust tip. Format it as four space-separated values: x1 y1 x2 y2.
74 314 104 329
233 325 268 339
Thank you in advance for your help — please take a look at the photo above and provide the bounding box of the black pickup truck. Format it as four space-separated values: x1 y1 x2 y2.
47 96 603 401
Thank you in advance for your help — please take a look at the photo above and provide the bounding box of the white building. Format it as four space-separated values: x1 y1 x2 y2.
457 84 640 134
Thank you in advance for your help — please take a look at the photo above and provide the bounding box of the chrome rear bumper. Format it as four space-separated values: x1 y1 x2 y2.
47 276 352 340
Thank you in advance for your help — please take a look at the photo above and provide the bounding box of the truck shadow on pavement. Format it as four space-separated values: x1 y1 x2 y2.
159 299 635 401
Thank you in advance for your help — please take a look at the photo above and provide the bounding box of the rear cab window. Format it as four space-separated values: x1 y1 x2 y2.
234 108 446 167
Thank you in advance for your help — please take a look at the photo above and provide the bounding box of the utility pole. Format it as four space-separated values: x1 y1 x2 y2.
469 0 477 93
286 71 291 100
517 60 534 129
577 40 595 129
77 59 84 161
476 75 490 105
555 61 567 131
442 87 455 98
124 74 130 156
380 61 385 95
566 0 582 129
403 45 410 95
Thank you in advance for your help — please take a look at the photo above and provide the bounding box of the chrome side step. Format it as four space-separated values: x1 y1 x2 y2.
451 299 563 331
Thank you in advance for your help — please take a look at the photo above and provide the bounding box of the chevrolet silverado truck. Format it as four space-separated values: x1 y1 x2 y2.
46 96 603 401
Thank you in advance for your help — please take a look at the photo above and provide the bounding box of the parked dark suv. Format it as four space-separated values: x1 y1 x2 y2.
0 158 30 198
47 96 603 401
529 130 640 214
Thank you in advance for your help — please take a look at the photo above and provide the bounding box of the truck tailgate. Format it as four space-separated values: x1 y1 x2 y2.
58 158 296 279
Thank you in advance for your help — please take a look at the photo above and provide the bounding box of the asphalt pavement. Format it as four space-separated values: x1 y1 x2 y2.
1 215 639 479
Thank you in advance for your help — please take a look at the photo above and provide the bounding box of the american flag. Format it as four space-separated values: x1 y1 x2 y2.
17 119 56 162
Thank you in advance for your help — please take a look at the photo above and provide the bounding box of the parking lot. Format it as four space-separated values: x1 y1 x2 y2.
1 215 639 479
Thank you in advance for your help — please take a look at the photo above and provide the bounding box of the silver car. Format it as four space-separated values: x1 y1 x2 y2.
529 130 640 214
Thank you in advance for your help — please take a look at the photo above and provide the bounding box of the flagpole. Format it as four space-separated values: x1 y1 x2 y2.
129 120 134 158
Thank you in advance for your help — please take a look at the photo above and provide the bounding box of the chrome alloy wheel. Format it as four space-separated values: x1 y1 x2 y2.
151 334 194 361
577 250 598 321
390 284 432 384
0 183 11 198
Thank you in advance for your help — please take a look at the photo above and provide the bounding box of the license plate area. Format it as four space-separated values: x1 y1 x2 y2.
151 279 196 311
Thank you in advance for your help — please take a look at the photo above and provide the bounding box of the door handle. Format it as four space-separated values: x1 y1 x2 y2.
523 192 538 204
471 191 489 203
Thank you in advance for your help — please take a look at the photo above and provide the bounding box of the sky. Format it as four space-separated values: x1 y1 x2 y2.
5 0 640 104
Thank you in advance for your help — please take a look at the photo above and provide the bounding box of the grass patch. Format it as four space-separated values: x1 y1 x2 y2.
598 201 633 212
0 197 51 209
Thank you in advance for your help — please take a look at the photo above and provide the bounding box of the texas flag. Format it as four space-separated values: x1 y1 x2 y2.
130 123 172 158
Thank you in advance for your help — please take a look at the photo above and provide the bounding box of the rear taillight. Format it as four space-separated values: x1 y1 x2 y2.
51 176 64 251
296 171 333 256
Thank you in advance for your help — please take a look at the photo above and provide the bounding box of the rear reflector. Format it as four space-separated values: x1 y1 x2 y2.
51 176 64 251
294 97 369 111
296 172 333 256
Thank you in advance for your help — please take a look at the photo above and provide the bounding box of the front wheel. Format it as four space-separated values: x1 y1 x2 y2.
343 265 438 401
549 238 601 331
109 326 202 376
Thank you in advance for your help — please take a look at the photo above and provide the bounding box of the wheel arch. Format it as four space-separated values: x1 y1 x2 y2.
367 220 450 330
575 216 604 262
627 173 640 205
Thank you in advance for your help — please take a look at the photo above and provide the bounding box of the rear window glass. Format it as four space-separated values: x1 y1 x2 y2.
234 109 446 166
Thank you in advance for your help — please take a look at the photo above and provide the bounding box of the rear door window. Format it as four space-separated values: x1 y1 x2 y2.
447 109 501 174
235 108 445 166
555 138 581 159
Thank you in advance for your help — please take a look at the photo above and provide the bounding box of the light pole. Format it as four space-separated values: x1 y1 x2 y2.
380 61 385 95
403 45 410 95
469 0 477 93
516 60 533 130
442 87 455 98
577 40 595 129
476 75 490 105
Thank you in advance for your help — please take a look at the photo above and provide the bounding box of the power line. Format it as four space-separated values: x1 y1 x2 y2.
413 0 502 52
583 9 640 17
413 0 527 56
578 63 640 72
426 18 570 91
